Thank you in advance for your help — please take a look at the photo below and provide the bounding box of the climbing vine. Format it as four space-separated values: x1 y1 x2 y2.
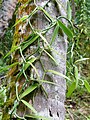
0 0 73 119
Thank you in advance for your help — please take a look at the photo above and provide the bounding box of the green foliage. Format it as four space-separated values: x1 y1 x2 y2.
66 0 90 97
66 81 76 98
1 0 89 119
0 0 2 7
66 0 90 119
21 100 37 114
84 80 90 93
0 1 73 119
0 29 14 56
0 86 6 107
67 1 72 21
25 114 51 120
20 83 38 99
58 20 73 38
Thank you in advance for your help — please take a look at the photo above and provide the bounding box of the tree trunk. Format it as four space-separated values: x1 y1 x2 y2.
32 1 67 120
1 0 68 120
0 0 17 37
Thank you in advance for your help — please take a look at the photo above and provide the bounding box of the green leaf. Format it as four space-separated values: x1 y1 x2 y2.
67 1 72 21
0 62 19 73
21 100 37 114
74 65 78 88
20 83 38 99
67 82 76 97
44 50 58 65
58 20 73 38
13 15 28 27
16 83 20 101
84 80 90 93
47 70 71 81
27 56 37 64
50 24 59 45
39 7 53 22
75 58 90 63
21 35 39 51
36 32 50 47
4 46 19 59
20 0 32 9
25 114 51 120
31 79 60 86
27 61 39 78
16 56 36 80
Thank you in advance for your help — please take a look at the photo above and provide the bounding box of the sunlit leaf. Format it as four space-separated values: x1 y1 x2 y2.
44 50 58 65
58 20 73 38
27 61 39 77
50 24 59 45
21 100 37 114
67 81 76 97
20 83 38 99
4 46 19 59
16 83 20 101
47 70 71 81
21 35 39 51
21 0 32 9
36 32 50 47
31 79 60 86
84 80 90 93
0 62 19 73
16 57 36 80
39 7 53 22
75 58 90 63
25 114 51 120
13 15 28 27
67 1 72 21
74 65 78 88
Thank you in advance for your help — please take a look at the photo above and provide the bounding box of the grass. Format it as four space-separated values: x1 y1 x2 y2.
65 88 90 120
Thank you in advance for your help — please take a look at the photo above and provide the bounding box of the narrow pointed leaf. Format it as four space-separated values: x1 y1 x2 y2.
17 57 36 79
47 70 71 81
0 62 19 73
39 7 53 22
25 114 51 120
67 82 76 97
67 1 72 21
21 0 32 9
75 58 90 63
21 35 39 51
31 79 60 86
74 65 78 88
36 32 50 47
84 80 90 93
21 100 37 114
58 20 73 38
50 24 59 45
44 50 58 65
20 83 38 99
27 61 39 77
13 15 28 27
4 46 19 59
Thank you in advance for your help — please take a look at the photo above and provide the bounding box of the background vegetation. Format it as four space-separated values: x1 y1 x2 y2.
66 0 90 119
